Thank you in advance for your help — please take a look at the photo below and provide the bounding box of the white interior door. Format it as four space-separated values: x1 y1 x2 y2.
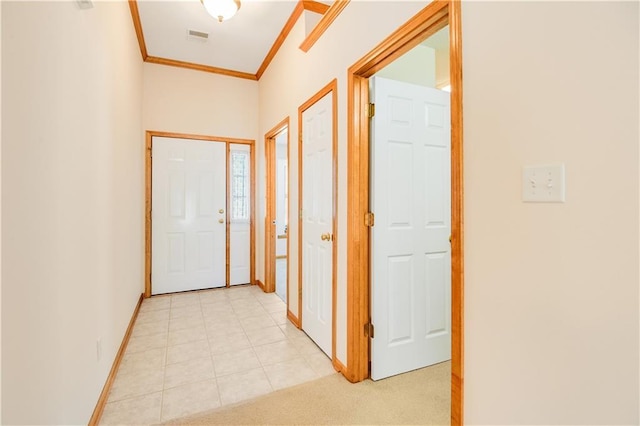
301 92 334 357
370 76 451 380
152 137 227 294
229 143 251 285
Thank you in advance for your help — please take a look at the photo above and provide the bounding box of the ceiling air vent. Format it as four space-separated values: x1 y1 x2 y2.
187 29 210 42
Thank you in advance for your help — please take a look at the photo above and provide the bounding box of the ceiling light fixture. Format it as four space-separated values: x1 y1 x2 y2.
201 0 241 23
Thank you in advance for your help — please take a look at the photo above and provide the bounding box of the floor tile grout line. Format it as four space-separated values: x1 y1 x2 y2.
163 292 208 421
103 297 169 418
201 295 224 412
158 295 181 423
108 287 331 424
161 293 204 421
228 291 276 401
161 373 217 393
104 386 164 405
220 289 261 407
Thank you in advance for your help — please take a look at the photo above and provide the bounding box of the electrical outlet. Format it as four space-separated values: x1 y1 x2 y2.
522 164 565 203
96 338 102 362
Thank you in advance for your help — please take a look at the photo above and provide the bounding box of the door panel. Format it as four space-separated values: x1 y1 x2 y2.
370 77 451 380
301 91 334 357
152 137 226 294
229 143 251 285
196 231 215 272
388 255 413 345
198 173 216 216
425 252 447 335
167 233 185 273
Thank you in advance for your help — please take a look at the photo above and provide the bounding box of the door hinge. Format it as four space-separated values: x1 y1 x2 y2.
364 212 375 227
367 103 375 118
364 322 374 339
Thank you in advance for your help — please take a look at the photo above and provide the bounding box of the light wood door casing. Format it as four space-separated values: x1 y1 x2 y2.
345 1 463 423
264 118 289 295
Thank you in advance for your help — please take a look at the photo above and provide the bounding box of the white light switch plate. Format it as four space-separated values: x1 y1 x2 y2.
522 164 565 203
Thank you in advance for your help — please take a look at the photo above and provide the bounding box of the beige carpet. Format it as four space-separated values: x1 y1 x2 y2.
166 362 450 425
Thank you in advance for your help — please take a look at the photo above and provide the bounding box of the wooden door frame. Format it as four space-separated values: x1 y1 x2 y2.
264 118 290 298
298 79 341 371
345 1 464 424
145 130 256 297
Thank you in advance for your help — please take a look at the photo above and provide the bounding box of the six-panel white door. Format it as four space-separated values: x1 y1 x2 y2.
152 137 227 294
301 92 334 357
370 77 452 380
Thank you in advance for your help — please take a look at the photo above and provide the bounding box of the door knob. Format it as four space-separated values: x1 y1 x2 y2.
219 219 224 224
321 233 333 241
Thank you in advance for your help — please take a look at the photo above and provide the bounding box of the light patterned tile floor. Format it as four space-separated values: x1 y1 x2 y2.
100 285 335 425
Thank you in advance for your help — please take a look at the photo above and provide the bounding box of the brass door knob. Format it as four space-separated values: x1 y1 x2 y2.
321 233 333 241
219 209 224 214
219 219 224 224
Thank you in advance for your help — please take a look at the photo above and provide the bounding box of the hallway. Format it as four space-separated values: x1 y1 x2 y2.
100 285 335 424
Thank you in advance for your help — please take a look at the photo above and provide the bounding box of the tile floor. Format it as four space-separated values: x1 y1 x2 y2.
100 285 336 425
275 258 287 302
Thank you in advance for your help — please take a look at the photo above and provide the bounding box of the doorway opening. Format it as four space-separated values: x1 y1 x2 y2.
369 23 452 381
144 130 256 297
264 118 290 306
274 132 289 302
346 1 463 424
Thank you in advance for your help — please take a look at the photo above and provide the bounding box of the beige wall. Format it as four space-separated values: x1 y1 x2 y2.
257 1 427 364
142 63 259 141
434 46 449 88
259 0 639 421
376 44 436 87
141 63 259 297
0 1 3 421
303 10 323 38
1 1 144 423
1 1 638 424
462 1 639 424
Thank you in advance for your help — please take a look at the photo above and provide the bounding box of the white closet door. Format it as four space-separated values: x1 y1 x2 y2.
301 91 334 357
152 137 226 294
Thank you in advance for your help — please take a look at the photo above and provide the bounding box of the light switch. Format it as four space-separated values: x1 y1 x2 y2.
522 164 565 203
